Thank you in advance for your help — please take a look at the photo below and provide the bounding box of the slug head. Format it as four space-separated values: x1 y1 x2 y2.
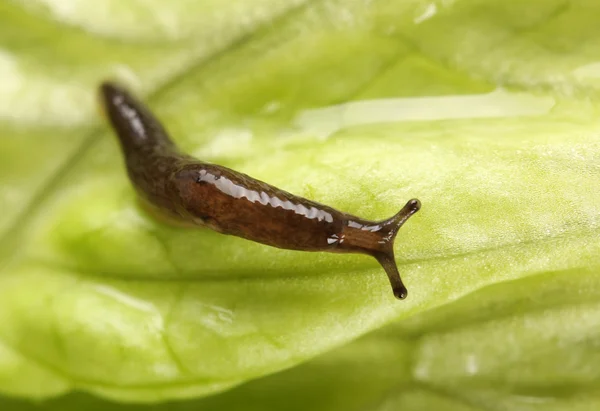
370 198 421 300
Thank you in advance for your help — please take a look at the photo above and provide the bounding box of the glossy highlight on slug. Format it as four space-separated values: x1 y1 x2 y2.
98 81 421 299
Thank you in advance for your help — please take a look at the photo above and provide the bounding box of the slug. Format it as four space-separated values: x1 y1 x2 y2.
99 81 421 299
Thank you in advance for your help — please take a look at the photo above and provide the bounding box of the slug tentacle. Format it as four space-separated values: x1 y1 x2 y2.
339 198 421 299
376 199 421 299
99 81 421 300
381 199 422 241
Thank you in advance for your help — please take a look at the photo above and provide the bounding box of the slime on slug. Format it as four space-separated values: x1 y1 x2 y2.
98 82 421 299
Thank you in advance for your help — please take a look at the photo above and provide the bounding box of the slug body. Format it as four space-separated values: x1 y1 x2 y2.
99 82 420 299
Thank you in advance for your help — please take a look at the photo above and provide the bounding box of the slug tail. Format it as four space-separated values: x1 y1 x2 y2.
98 81 176 155
375 198 421 300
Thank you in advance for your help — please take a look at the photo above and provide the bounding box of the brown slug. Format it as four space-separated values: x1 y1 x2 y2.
98 81 421 299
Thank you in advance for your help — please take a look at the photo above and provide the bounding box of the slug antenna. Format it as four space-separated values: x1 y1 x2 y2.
375 198 421 299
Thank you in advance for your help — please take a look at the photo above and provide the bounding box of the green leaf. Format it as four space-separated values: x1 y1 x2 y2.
4 269 600 411
1 0 600 408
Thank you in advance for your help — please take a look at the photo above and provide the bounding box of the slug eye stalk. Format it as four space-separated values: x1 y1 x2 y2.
374 198 421 299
